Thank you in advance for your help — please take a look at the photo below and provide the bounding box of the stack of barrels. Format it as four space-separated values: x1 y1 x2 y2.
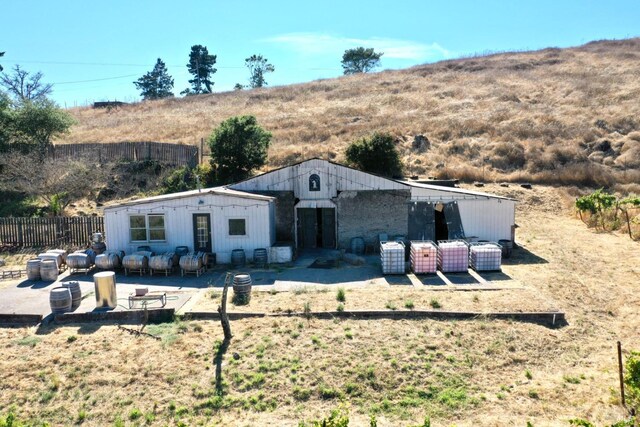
27 249 68 282
90 232 106 255
49 280 82 315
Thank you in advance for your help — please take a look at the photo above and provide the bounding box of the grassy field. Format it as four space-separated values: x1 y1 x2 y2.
1 184 639 426
58 38 640 189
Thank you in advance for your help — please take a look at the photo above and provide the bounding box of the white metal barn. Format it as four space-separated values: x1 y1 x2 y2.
102 187 275 264
229 159 516 251
103 158 516 264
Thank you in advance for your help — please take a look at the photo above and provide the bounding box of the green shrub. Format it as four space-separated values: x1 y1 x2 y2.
292 386 312 401
429 299 441 309
625 351 640 413
345 132 403 178
128 409 142 420
336 287 346 302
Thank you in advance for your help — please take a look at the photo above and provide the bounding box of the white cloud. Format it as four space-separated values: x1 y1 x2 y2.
263 32 453 61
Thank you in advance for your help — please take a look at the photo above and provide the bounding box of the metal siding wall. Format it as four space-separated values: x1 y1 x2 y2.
457 199 515 241
104 194 272 261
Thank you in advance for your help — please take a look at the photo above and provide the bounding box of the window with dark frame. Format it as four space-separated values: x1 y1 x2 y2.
229 218 246 236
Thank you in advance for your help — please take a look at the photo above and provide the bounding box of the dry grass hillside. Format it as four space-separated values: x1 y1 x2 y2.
62 38 640 189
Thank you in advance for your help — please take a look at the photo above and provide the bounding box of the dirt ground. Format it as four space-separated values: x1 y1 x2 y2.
1 184 639 426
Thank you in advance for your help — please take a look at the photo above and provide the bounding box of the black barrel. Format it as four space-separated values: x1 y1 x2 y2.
253 248 268 268
350 237 365 255
498 239 513 259
231 249 246 268
175 246 189 257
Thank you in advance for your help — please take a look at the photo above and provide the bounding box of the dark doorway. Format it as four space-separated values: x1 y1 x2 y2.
297 207 336 249
434 208 448 242
192 213 212 253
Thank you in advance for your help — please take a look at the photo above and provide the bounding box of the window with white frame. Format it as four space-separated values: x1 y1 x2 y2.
228 218 246 236
129 214 166 242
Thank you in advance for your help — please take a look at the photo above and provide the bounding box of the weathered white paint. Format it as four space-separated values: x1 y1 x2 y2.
230 158 407 197
456 199 515 241
408 184 516 241
103 188 275 264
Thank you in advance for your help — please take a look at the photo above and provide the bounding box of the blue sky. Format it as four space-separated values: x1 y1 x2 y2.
2 0 638 107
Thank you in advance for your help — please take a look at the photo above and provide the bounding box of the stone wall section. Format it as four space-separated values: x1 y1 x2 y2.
335 190 410 250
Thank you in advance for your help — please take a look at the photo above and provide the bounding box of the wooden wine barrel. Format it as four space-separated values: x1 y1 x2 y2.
253 248 268 268
133 251 154 259
149 253 174 271
38 253 60 269
123 254 149 270
167 252 179 267
175 246 189 257
40 259 59 282
90 242 107 255
26 258 41 280
231 249 246 268
67 253 92 269
233 274 253 294
84 249 96 264
113 250 125 261
48 249 67 265
50 287 72 314
179 254 202 271
62 281 82 310
95 252 121 270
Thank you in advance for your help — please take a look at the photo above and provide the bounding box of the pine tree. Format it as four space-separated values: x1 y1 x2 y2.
182 45 217 95
341 47 383 74
133 58 174 100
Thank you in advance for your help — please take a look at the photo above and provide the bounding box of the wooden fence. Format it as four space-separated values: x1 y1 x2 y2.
50 142 199 167
0 217 104 248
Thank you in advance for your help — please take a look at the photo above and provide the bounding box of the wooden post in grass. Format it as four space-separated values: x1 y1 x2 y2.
219 272 233 340
618 341 626 408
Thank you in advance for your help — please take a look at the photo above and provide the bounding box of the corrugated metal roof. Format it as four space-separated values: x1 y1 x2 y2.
402 181 517 201
103 186 273 210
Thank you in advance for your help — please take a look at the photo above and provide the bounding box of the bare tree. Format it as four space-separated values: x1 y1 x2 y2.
0 152 108 215
1 65 53 102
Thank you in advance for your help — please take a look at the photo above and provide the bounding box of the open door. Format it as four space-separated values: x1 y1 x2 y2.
408 202 435 241
443 202 465 239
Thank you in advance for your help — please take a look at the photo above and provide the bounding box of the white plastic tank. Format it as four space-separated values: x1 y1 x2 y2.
380 241 405 275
